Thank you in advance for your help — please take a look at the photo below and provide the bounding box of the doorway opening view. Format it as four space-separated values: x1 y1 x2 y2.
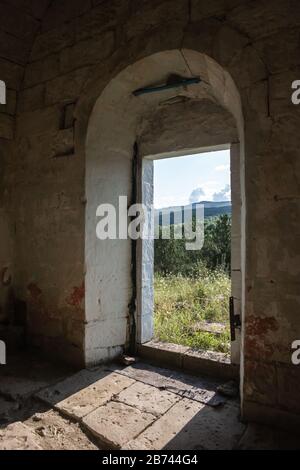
153 149 232 358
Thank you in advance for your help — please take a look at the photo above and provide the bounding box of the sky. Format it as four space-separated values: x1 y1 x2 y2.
154 149 231 209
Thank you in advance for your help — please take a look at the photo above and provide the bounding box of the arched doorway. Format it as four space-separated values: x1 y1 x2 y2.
84 49 245 371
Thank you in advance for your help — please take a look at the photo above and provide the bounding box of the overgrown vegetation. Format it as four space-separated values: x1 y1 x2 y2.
154 215 231 354
155 214 231 276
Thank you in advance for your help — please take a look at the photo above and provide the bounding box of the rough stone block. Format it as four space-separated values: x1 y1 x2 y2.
249 159 300 204
237 422 300 450
36 368 105 401
191 0 226 20
75 1 128 42
24 54 61 88
123 0 188 44
60 32 115 73
228 0 300 41
85 317 128 351
0 30 30 65
30 23 75 62
19 84 45 112
242 400 300 432
0 114 14 140
138 341 189 369
65 319 84 348
243 360 277 406
20 0 51 20
267 114 300 153
17 106 60 136
28 313 63 339
0 422 42 450
48 128 74 158
116 381 180 416
277 365 300 414
26 128 77 160
0 58 23 90
82 401 156 448
229 45 267 89
42 0 92 32
242 80 269 122
213 25 248 66
182 349 236 381
183 18 221 58
38 370 135 419
39 336 85 368
0 2 39 40
0 374 53 401
191 0 244 21
85 345 124 367
126 399 244 450
254 29 300 74
113 363 224 406
45 68 91 106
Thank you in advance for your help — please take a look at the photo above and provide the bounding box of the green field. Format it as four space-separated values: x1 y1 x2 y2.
154 270 231 354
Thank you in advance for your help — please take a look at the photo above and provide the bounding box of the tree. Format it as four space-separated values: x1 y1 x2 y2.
154 214 231 276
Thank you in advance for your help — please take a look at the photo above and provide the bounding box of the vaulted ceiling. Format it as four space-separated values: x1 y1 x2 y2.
0 0 51 65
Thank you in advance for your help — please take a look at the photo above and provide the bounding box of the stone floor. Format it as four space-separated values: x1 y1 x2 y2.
0 353 299 450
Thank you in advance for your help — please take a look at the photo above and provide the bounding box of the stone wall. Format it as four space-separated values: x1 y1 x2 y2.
0 0 52 337
0 0 299 428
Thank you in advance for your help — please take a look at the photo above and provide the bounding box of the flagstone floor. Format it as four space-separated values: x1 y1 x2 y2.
0 353 299 450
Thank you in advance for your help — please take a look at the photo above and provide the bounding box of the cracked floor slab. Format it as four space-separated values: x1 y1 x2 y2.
36 369 135 420
115 381 181 417
0 353 299 450
82 401 156 449
109 362 225 406
125 400 244 450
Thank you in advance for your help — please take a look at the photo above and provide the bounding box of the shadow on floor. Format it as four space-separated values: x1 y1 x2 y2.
0 352 299 450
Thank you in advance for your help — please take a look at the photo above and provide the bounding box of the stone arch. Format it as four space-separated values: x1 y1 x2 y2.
82 49 245 369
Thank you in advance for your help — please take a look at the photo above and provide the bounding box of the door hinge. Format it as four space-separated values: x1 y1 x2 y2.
229 296 241 342
127 142 138 355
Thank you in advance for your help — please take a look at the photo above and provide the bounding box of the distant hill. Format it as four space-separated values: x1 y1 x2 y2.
155 201 232 227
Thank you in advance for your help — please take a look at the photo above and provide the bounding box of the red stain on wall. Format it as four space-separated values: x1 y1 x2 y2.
27 283 42 300
247 315 278 337
245 337 274 360
245 315 279 360
67 282 85 307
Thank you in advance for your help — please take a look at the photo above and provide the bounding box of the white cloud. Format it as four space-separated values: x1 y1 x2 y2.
212 184 231 202
189 187 205 204
215 164 230 172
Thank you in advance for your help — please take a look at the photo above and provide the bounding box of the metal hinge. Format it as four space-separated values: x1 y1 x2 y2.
229 296 241 342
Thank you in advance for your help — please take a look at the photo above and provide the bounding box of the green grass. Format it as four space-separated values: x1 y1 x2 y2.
154 270 231 354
